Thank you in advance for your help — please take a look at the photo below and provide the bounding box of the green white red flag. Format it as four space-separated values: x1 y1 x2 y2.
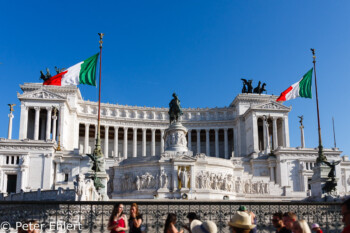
43 53 99 86
276 68 313 102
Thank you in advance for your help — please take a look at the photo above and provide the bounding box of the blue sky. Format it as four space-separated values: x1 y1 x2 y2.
1 1 349 156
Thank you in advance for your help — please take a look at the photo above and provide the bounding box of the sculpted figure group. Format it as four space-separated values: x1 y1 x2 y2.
195 171 270 194
241 79 267 94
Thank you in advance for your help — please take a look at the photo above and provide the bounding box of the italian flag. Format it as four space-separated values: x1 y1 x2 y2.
276 68 313 102
43 53 99 86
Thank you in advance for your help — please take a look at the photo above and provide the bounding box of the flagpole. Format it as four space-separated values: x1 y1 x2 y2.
332 117 337 149
311 48 327 163
94 33 104 157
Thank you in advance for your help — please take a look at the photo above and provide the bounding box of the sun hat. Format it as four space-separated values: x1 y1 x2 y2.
238 206 247 211
191 219 218 233
312 223 320 229
228 211 256 230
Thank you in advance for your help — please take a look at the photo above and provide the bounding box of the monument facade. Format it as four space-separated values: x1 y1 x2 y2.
0 83 348 200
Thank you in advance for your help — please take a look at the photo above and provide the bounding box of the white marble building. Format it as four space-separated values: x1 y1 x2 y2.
0 83 349 200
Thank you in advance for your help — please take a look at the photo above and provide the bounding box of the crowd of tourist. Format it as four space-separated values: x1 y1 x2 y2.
105 203 333 233
16 198 350 233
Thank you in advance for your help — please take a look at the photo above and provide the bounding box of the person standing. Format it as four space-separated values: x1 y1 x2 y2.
108 203 128 233
272 212 291 233
129 203 143 233
311 224 323 233
342 198 350 233
228 211 256 233
183 212 199 233
282 212 297 231
164 213 184 233
292 220 311 233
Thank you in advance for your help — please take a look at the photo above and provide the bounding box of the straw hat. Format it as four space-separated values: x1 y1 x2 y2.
228 211 256 230
191 219 218 233
312 224 320 229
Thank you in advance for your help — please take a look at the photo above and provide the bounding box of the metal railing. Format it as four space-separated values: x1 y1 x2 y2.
0 201 343 233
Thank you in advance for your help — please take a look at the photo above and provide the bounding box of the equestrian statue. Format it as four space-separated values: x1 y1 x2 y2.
168 92 183 124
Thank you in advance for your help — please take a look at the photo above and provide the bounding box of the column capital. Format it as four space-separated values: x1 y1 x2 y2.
34 106 40 111
205 128 210 132
188 129 192 133
142 128 147 132
85 123 90 127
133 128 138 132
124 127 129 130
46 106 53 111
114 126 119 130
105 125 109 129
224 128 228 132
8 113 14 118
214 128 219 132
151 128 156 132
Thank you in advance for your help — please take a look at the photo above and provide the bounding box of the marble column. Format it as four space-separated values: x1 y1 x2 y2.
215 129 219 158
52 114 57 142
104 125 109 158
300 125 305 148
114 126 119 158
20 168 27 191
45 107 52 140
173 165 179 191
190 165 195 189
142 128 147 157
160 129 165 153
264 119 270 155
282 116 290 147
269 166 275 182
151 129 156 156
133 128 137 157
252 114 259 153
206 129 210 156
233 126 238 157
8 112 14 139
272 117 278 150
84 123 90 154
188 130 192 150
19 105 28 140
224 128 229 159
197 130 201 154
34 107 40 140
123 127 128 159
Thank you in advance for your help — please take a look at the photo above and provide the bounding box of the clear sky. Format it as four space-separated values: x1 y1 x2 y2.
1 1 349 156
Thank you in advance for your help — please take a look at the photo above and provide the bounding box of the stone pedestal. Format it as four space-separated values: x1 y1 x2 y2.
310 164 331 198
87 171 109 201
164 122 188 155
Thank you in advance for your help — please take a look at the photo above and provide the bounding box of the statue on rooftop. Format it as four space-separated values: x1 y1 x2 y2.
241 79 253 93
168 92 183 124
40 68 52 81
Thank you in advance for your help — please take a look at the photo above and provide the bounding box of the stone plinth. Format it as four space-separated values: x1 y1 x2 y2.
164 122 188 154
310 164 331 198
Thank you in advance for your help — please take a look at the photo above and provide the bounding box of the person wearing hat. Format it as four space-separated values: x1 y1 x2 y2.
183 212 199 233
311 224 323 233
228 211 256 233
190 219 217 233
237 206 256 233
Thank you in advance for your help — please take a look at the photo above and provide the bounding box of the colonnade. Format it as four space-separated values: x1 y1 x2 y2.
81 124 234 159
19 106 59 141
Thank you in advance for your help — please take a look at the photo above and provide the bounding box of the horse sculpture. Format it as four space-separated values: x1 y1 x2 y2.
168 92 183 124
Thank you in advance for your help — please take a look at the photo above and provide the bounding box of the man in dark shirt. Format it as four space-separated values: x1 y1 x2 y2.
342 198 350 233
272 212 291 233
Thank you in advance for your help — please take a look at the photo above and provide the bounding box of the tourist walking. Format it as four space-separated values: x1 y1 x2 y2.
164 213 184 233
228 211 256 233
272 212 291 233
183 212 199 233
129 203 143 233
191 220 217 233
311 224 323 233
292 220 311 233
108 203 128 233
342 198 350 233
282 212 297 231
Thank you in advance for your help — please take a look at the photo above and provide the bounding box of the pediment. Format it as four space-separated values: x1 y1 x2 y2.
18 89 65 100
254 101 291 111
